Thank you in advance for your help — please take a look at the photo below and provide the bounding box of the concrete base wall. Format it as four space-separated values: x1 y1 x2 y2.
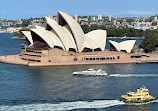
20 48 131 64
0 48 157 67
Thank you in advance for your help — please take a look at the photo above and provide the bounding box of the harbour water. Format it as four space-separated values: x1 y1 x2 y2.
0 34 158 111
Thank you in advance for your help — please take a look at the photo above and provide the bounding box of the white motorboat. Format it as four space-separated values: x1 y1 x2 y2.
73 69 107 76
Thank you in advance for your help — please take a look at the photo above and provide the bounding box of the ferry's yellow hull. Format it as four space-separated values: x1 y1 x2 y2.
122 98 156 103
121 97 156 103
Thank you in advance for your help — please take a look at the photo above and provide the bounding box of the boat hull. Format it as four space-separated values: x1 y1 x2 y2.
73 73 107 76
121 98 156 103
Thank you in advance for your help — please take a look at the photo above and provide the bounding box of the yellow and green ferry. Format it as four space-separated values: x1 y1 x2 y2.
121 86 156 103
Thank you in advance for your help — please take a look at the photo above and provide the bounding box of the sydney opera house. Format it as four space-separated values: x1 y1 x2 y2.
0 11 141 66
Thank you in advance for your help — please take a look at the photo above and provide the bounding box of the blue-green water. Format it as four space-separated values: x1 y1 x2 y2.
0 34 157 111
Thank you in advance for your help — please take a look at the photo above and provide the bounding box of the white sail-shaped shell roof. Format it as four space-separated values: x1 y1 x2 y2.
109 40 120 51
50 30 65 48
109 40 136 53
21 11 108 53
63 25 77 51
84 30 107 51
21 31 33 44
31 26 64 49
45 17 68 51
120 40 136 53
58 11 85 52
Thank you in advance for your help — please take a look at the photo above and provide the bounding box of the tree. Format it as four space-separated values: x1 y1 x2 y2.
140 30 158 52
14 28 30 38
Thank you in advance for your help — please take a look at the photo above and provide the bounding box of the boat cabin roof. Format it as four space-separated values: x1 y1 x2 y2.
87 69 95 71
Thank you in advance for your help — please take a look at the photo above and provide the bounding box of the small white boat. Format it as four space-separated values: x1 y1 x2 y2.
73 69 107 76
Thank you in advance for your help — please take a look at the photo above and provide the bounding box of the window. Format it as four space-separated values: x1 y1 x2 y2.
84 57 86 60
23 53 41 57
74 58 77 61
100 58 106 60
21 58 41 62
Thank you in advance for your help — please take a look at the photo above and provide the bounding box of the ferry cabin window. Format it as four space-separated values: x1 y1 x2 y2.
128 94 132 97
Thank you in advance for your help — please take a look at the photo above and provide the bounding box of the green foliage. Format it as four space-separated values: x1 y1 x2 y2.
126 19 134 23
140 30 158 52
81 25 91 34
133 45 142 52
14 28 30 38
81 25 145 37
151 22 157 26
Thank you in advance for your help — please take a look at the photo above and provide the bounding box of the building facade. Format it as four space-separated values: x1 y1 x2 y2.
0 11 142 66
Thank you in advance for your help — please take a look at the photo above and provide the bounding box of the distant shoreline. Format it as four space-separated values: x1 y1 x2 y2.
12 36 26 39
12 36 144 40
107 37 144 39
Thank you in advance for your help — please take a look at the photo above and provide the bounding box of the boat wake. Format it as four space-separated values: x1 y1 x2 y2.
109 74 158 77
0 100 125 111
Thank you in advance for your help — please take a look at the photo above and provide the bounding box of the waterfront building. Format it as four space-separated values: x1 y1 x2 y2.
0 11 143 66
108 15 111 22
7 27 22 33
91 17 96 21
153 16 157 22
75 14 78 22
133 22 151 31
98 14 102 20
112 20 117 26
48 14 53 19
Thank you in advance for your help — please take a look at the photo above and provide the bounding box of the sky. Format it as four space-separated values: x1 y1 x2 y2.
0 0 158 19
